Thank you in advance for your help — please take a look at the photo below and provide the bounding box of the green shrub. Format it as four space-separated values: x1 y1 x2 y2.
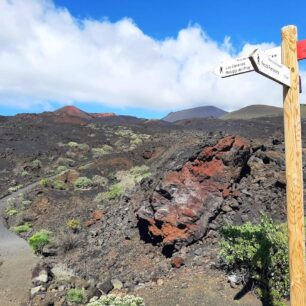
92 175 109 187
67 219 80 231
8 185 23 193
39 178 67 190
28 229 52 253
67 142 89 151
21 170 29 177
39 178 51 187
101 184 123 201
56 165 68 174
67 288 87 304
219 214 289 305
92 145 113 158
5 208 18 216
74 177 93 189
56 157 75 167
52 180 67 190
13 223 32 234
87 294 145 306
32 159 42 169
68 141 79 148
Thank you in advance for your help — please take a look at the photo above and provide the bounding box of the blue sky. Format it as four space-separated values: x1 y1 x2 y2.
1 0 306 118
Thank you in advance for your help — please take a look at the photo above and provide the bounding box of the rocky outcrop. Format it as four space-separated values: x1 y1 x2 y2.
137 136 251 250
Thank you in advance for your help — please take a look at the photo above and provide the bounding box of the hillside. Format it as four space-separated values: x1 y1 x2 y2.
221 105 283 120
163 106 227 122
2 108 305 306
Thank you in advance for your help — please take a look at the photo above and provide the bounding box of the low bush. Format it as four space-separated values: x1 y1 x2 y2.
32 159 42 169
21 170 29 177
8 185 23 193
100 184 123 201
39 178 51 187
219 214 289 306
92 145 113 158
74 177 93 189
67 142 90 151
67 288 87 304
59 231 78 253
28 229 52 253
67 141 79 148
56 165 68 174
67 219 80 231
5 208 18 216
92 175 109 187
52 180 67 190
56 157 75 167
87 294 145 306
13 223 32 234
39 178 67 190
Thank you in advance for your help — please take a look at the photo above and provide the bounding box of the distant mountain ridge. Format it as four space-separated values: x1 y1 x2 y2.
163 106 228 122
221 105 283 120
13 106 116 125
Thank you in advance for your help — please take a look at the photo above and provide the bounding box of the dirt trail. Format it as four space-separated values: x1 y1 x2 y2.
0 183 39 306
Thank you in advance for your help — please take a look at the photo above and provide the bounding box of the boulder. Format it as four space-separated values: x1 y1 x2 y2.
137 136 251 250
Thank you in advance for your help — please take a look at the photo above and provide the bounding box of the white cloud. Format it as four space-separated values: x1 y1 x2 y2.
0 0 305 112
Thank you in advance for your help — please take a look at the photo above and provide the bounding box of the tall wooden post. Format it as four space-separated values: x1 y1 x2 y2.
282 25 306 305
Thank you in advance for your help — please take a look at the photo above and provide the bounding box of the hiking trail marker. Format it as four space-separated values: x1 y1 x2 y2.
214 46 281 78
250 48 291 86
215 25 306 306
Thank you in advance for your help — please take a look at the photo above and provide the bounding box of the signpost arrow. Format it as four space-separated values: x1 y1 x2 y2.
297 39 306 60
215 47 281 78
249 48 291 87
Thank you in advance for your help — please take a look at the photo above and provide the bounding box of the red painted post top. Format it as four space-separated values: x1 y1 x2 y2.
297 40 306 60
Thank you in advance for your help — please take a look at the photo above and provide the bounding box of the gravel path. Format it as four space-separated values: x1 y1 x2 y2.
0 183 39 306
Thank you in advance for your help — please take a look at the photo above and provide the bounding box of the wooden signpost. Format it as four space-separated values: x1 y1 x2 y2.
216 25 306 306
215 46 281 78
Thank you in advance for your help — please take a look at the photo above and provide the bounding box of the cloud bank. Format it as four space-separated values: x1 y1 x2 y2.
0 0 305 112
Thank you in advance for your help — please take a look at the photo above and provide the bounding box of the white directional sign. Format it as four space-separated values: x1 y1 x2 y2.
249 49 291 87
215 46 281 78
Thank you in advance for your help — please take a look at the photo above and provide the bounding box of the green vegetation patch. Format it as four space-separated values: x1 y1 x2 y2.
67 141 90 151
87 294 145 306
28 229 52 253
92 175 109 187
67 219 80 231
21 170 29 177
39 178 67 190
5 208 18 216
74 177 93 190
56 165 68 174
92 145 114 158
67 288 87 304
96 166 151 202
220 214 289 306
8 184 23 193
13 223 32 234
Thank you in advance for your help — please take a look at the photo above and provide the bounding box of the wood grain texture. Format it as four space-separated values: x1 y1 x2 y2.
282 25 306 306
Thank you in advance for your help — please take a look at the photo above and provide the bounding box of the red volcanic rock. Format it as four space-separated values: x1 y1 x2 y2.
55 106 92 120
137 136 250 249
171 257 184 268
91 210 105 221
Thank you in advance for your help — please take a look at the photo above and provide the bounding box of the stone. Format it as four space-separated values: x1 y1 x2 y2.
111 278 123 290
156 279 164 286
91 210 104 221
42 245 58 257
97 279 114 294
32 263 51 285
137 136 251 250
31 285 43 297
171 257 184 268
